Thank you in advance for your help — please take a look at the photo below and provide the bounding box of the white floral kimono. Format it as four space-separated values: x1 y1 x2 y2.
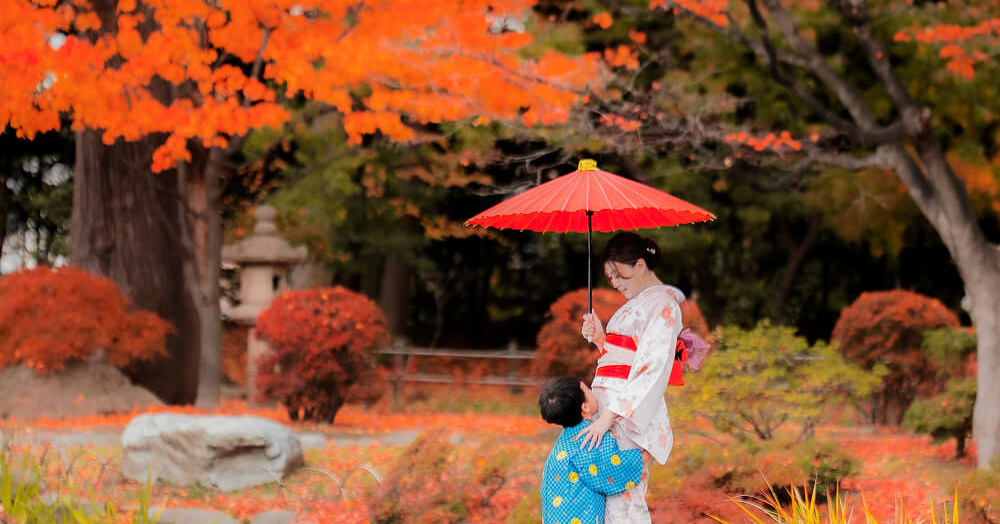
592 284 685 524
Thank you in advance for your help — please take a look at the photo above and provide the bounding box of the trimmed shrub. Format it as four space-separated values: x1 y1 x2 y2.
680 299 710 340
532 288 708 380
0 265 170 373
531 288 626 381
255 286 390 423
832 290 960 425
673 321 881 441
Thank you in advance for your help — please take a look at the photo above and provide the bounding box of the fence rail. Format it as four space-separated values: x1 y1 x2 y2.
375 341 543 408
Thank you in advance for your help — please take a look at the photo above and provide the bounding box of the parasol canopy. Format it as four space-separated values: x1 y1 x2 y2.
465 159 714 311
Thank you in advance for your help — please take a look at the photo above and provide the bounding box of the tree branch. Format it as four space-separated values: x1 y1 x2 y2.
826 0 926 135
757 0 881 132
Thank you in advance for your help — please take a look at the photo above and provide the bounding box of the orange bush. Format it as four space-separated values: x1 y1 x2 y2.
0 265 170 373
832 289 960 425
254 287 390 423
531 288 628 381
221 322 248 385
680 299 710 339
532 288 708 381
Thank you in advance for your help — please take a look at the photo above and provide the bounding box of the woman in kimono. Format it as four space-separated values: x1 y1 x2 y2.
578 232 685 523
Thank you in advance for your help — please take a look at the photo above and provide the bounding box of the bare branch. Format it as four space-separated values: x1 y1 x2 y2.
826 0 925 135
758 0 881 133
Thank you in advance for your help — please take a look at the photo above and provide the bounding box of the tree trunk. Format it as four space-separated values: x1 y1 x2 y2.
0 172 8 262
379 256 411 335
180 147 224 409
967 251 1000 468
887 140 1000 468
70 130 201 404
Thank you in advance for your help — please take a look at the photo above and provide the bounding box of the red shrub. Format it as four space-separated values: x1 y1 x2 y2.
532 288 628 381
680 299 710 339
532 288 708 381
832 289 960 424
254 286 390 423
221 322 248 385
0 265 170 373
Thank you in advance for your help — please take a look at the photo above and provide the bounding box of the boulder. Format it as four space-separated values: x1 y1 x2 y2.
122 414 304 491
149 507 240 524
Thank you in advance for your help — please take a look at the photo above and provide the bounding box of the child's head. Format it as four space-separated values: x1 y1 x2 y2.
538 376 600 427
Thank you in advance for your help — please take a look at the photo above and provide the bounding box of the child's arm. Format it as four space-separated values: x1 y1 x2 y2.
569 430 643 495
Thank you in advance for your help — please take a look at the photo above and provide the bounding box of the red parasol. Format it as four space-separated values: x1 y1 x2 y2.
465 159 714 311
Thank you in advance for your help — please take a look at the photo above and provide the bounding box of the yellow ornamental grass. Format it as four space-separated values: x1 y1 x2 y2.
712 482 962 524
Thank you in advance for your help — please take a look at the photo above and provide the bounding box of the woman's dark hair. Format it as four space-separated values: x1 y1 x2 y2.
538 376 585 427
601 232 660 270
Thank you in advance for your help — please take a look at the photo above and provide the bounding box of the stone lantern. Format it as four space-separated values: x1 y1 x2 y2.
222 205 308 406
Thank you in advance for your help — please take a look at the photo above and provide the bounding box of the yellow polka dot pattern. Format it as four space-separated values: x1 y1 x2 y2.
557 451 567 460
626 481 635 490
588 464 598 475
568 471 579 483
571 519 582 524
610 454 621 465
552 496 562 507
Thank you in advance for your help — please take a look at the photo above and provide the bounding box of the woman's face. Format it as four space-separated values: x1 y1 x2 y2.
604 260 644 299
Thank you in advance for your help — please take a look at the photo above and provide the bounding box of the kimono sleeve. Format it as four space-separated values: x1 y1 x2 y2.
568 431 643 495
604 288 683 432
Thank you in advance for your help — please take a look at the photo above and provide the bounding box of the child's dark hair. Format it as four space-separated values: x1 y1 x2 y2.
601 232 660 270
539 376 585 427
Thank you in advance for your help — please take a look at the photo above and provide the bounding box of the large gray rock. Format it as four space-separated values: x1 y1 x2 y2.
149 507 240 524
122 414 304 491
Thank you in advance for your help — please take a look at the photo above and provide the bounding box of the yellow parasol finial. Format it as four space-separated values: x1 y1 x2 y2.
578 159 598 171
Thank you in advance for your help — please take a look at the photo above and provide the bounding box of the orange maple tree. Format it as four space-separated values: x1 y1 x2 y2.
1 0 603 407
0 265 170 373
1 0 602 171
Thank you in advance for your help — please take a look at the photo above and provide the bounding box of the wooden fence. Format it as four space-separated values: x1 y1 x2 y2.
375 340 543 408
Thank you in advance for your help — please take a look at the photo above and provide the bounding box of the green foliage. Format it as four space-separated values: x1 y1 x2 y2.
922 327 978 378
676 438 858 500
903 378 976 459
0 444 43 523
960 459 1000 522
0 443 161 524
673 321 882 441
504 489 541 524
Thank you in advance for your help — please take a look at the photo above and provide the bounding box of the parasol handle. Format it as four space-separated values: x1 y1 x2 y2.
587 210 593 314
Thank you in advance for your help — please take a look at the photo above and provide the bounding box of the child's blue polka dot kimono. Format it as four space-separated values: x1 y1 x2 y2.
540 419 644 524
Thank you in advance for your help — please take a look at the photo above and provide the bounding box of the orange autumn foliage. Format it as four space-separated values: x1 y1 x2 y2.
680 299 710 340
533 288 708 381
832 289 960 425
254 286 391 423
1 0 602 172
0 265 170 373
894 17 1000 79
532 288 627 381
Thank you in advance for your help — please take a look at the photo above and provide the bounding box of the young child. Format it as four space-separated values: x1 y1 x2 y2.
539 377 644 524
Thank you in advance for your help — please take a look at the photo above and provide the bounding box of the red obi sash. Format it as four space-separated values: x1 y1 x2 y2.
604 333 637 351
596 334 688 386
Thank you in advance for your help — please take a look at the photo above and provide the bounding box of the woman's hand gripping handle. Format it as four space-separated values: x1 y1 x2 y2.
581 312 606 348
